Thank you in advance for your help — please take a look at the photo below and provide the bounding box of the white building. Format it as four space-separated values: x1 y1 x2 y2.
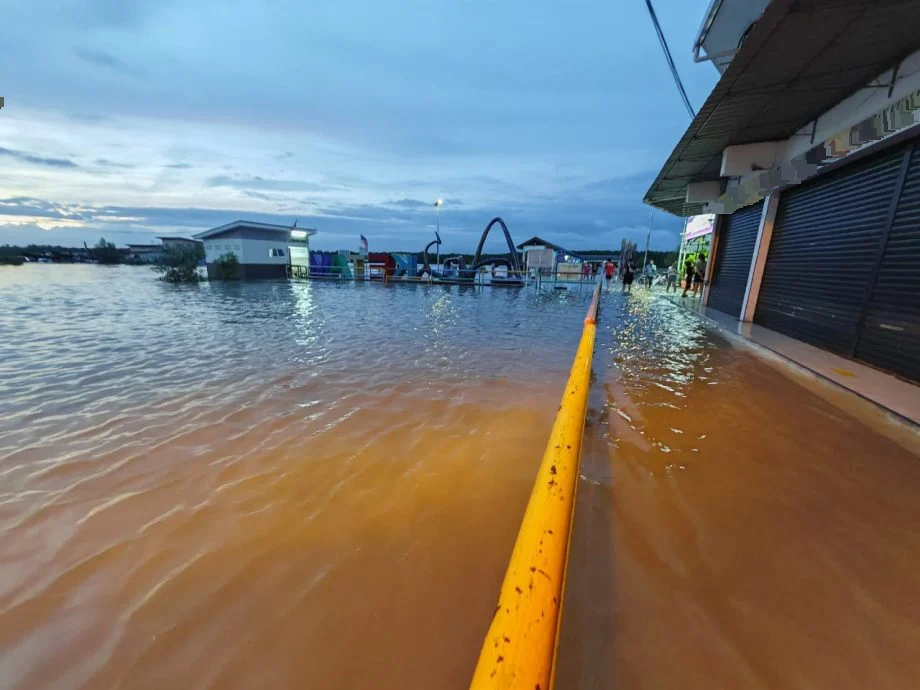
516 236 565 272
193 220 316 280
645 0 920 384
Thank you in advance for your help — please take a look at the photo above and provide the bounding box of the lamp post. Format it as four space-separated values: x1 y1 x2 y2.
435 199 443 271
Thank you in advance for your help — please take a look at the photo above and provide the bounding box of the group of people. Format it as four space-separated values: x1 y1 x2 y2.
677 252 708 297
596 252 708 296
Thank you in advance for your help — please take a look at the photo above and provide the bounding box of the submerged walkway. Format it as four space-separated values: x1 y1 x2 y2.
661 292 920 427
554 286 920 690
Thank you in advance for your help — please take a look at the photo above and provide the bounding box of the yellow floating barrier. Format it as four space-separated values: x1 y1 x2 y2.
469 283 601 690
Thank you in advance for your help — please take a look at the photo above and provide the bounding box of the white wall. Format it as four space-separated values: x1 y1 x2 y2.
240 238 290 265
707 48 920 214
780 49 920 162
204 239 241 263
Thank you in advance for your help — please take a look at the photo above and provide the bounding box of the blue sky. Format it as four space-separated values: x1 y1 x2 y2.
0 0 717 253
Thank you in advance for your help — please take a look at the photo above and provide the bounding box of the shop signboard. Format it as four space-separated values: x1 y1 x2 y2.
685 213 715 241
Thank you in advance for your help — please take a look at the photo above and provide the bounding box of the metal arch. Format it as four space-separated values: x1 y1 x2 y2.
421 236 441 274
471 217 521 272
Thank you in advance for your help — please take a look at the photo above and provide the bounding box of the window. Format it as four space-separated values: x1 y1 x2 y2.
270 248 286 257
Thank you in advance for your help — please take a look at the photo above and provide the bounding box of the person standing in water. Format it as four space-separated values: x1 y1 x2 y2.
682 255 695 297
622 261 635 293
692 253 707 297
666 263 678 293
603 259 615 291
644 259 657 289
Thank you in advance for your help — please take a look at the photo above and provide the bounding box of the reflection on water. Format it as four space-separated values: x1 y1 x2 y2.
1 267 918 689
0 265 593 690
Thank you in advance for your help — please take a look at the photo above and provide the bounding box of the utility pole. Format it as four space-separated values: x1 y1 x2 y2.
642 210 653 272
676 215 690 278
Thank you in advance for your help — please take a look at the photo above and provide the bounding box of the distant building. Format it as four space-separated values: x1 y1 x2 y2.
157 236 203 251
193 220 316 280
125 244 165 264
516 236 566 272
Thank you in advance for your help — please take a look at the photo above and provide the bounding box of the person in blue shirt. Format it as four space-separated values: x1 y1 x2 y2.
644 259 657 288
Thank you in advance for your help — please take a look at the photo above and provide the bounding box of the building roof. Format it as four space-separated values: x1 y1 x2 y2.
645 0 920 217
193 220 318 240
157 236 202 243
125 244 163 250
516 236 568 252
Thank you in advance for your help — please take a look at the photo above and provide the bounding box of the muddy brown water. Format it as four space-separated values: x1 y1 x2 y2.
1 266 918 689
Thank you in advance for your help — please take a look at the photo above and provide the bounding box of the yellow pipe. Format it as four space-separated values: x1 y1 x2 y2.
469 284 600 690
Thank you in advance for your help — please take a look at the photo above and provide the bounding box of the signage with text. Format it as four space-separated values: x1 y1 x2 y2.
685 213 715 240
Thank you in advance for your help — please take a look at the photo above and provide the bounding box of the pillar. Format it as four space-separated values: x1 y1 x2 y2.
740 191 781 323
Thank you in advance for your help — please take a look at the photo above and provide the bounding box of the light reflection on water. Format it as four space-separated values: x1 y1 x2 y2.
1 266 918 690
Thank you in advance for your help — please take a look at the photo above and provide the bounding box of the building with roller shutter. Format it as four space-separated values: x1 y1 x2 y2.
645 0 920 385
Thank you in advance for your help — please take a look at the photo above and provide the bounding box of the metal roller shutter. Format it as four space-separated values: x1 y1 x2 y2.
755 146 905 355
707 201 763 318
855 142 920 383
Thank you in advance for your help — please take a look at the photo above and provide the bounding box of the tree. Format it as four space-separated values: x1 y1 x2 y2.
92 238 120 264
152 244 202 283
213 252 240 280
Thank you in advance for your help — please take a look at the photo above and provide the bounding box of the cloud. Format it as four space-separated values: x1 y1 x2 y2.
0 0 717 253
386 199 431 209
73 47 147 79
68 113 110 123
95 158 136 168
205 174 339 193
0 147 79 169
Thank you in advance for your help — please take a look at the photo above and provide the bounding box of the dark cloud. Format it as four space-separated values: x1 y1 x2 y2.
387 199 432 209
0 197 64 217
164 162 192 169
275 152 294 160
0 172 682 251
73 47 146 79
0 188 684 253
95 158 136 168
0 147 79 168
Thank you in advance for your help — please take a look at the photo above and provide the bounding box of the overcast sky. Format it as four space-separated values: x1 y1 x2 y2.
0 0 716 253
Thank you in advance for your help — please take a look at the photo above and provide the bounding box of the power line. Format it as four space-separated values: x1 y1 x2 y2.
643 0 696 119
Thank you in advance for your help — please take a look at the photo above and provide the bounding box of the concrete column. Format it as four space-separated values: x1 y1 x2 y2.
740 191 781 323
701 214 724 306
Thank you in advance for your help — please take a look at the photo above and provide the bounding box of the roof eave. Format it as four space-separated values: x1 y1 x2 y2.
645 0 920 217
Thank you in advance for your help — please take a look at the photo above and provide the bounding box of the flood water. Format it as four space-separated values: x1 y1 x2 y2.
1 264 918 690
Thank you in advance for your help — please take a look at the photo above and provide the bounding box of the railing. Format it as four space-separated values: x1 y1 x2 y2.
468 282 601 690
288 263 608 289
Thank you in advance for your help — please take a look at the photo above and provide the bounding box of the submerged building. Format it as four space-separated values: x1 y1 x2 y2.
194 221 316 280
645 0 920 384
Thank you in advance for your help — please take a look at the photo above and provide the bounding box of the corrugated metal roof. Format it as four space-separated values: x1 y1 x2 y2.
645 0 920 217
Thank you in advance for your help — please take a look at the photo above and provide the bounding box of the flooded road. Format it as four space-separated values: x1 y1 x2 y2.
558 291 920 690
1 265 918 689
